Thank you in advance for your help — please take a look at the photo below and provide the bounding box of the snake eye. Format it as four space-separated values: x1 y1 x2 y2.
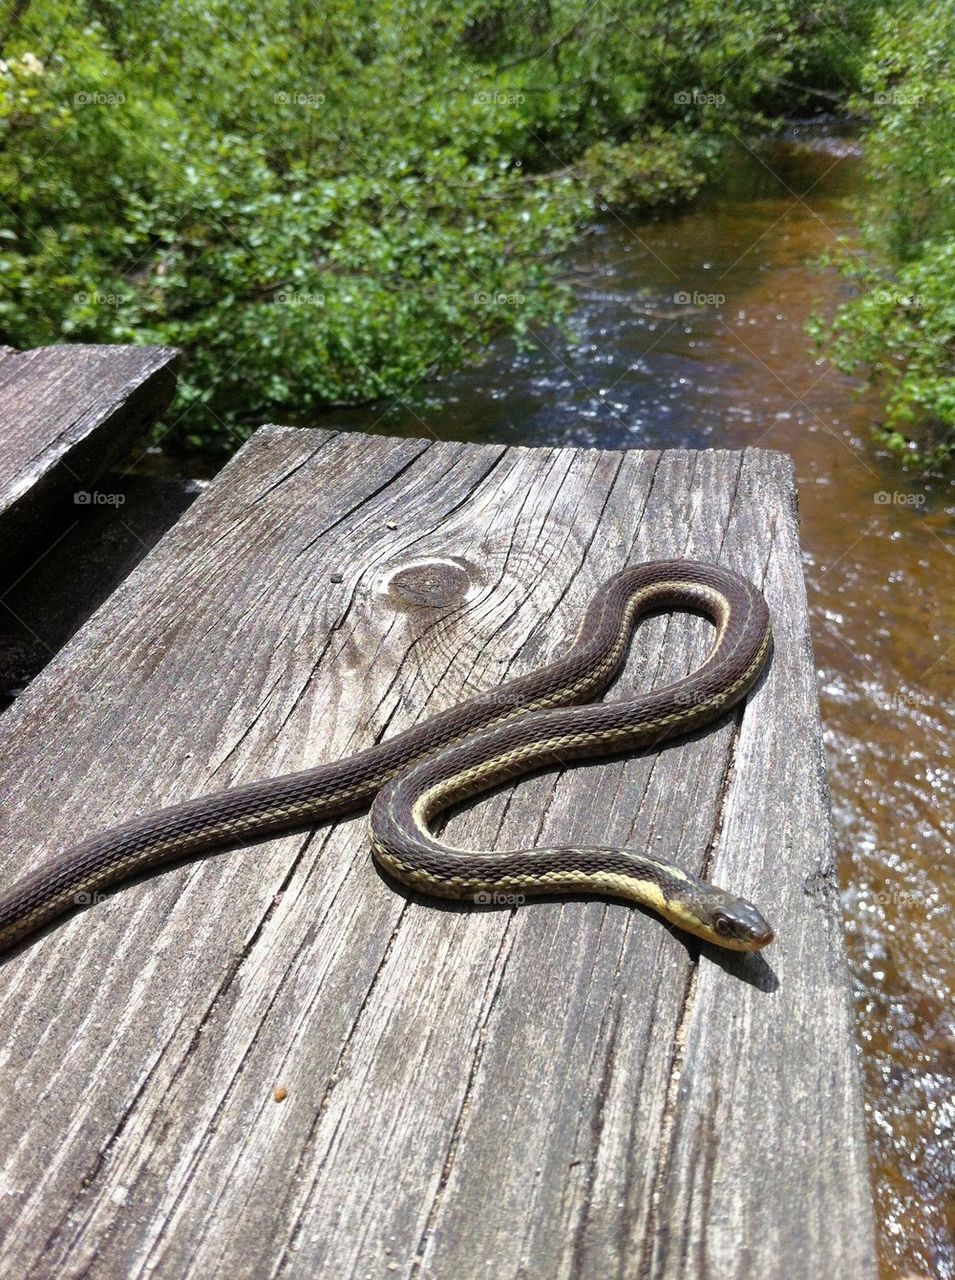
713 913 734 937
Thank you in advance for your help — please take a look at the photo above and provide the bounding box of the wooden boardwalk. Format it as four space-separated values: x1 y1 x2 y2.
0 343 178 575
0 424 876 1278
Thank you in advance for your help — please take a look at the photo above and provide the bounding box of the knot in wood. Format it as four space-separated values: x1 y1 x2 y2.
383 557 475 609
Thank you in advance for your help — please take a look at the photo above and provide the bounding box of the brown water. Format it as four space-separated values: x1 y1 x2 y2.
335 129 954 1279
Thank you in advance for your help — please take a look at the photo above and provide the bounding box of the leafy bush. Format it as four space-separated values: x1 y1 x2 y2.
578 130 717 211
0 1 881 454
809 5 955 467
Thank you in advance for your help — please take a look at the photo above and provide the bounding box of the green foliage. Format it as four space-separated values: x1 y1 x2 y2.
0 1 881 453
578 130 717 211
810 5 955 467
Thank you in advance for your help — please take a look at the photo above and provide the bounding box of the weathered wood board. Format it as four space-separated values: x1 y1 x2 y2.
0 427 876 1279
0 344 179 576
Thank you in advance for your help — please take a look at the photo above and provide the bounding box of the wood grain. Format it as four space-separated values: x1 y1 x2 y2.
0 344 179 576
0 427 876 1279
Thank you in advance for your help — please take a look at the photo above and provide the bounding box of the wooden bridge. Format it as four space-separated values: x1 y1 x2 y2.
0 346 877 1278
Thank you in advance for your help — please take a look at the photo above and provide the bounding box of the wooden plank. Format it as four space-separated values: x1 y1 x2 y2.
0 343 179 576
0 427 876 1279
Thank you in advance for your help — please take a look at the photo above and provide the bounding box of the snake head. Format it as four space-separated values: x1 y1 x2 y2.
709 895 774 951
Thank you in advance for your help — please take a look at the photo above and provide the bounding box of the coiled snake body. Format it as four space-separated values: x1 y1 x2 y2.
0 560 774 955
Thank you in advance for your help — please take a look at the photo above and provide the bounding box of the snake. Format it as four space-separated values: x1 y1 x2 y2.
0 560 774 956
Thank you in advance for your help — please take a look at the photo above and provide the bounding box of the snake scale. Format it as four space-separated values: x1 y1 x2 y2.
0 560 774 955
